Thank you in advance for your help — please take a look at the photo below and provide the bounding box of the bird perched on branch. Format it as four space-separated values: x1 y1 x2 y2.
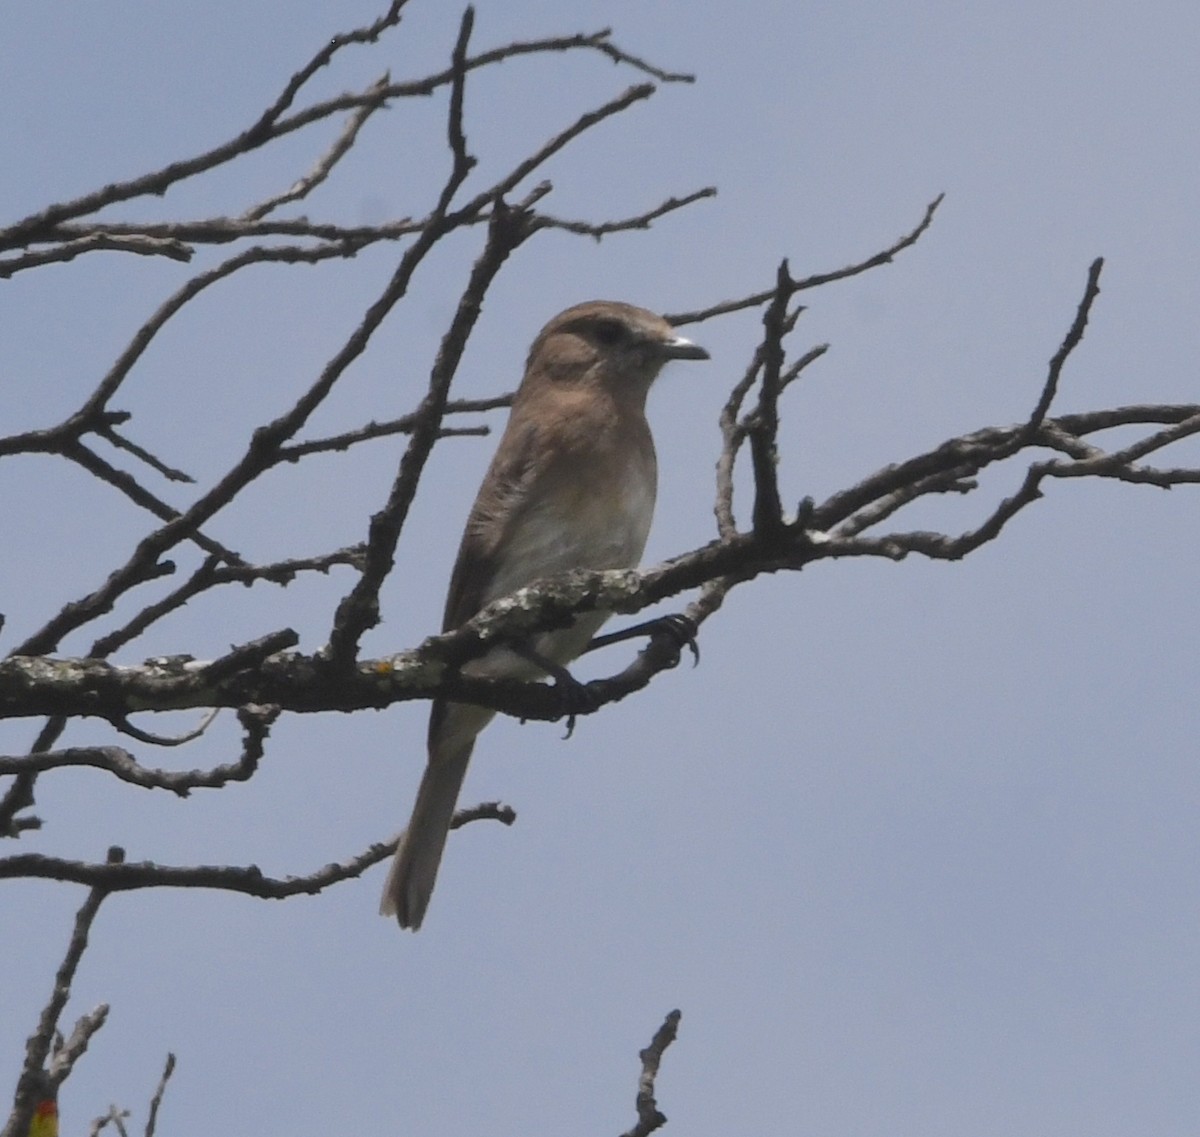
380 300 709 929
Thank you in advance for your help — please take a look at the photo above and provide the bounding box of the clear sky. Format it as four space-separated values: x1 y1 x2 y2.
3 2 1199 1134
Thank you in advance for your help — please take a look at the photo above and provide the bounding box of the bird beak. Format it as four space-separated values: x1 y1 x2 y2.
660 333 710 361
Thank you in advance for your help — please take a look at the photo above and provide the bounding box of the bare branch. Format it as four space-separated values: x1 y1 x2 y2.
713 302 817 540
12 228 452 656
478 84 657 207
1054 410 1200 472
143 1053 176 1137
0 234 192 278
94 425 194 484
325 197 539 666
666 193 945 326
50 1005 110 1086
619 1010 682 1137
242 74 392 221
48 216 423 246
449 801 517 829
4 374 1200 731
278 405 504 462
2 849 118 1137
1055 404 1200 435
111 708 218 748
89 1104 131 1137
60 442 232 559
0 19 682 254
0 2 411 248
535 187 717 240
0 737 268 795
0 842 393 898
1022 257 1105 437
91 550 363 659
715 350 767 540
747 261 793 539
440 7 479 213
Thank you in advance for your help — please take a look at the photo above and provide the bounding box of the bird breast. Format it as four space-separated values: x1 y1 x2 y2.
486 458 656 604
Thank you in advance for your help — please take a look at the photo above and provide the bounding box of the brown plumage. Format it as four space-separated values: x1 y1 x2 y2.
380 300 708 929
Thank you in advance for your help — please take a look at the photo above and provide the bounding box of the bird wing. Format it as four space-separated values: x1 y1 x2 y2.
441 417 544 633
428 418 544 753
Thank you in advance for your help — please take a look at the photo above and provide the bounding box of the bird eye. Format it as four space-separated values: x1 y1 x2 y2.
593 319 626 346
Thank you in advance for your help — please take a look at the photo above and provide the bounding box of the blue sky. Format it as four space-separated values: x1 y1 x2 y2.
3 3 1199 1134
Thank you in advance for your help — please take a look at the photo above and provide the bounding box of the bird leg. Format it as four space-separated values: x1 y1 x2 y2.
584 613 700 666
509 642 600 739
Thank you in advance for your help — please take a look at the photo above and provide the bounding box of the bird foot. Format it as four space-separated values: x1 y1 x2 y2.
585 613 700 667
511 643 600 739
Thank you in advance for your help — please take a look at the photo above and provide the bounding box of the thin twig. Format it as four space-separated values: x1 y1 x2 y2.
89 1105 131 1137
620 1010 682 1137
666 193 945 326
243 74 392 221
747 262 792 539
0 21 679 251
2 850 120 1137
0 234 192 278
325 196 537 665
1022 257 1105 438
0 739 263 796
536 187 716 240
143 1053 176 1137
0 841 393 897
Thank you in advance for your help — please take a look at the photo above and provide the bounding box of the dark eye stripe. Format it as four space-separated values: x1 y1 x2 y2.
593 319 627 345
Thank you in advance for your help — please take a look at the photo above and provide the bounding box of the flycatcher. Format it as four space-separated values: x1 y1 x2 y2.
380 300 709 929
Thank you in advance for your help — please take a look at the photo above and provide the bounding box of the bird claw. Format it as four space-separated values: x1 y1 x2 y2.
552 669 601 739
510 641 598 738
653 613 700 667
585 612 700 667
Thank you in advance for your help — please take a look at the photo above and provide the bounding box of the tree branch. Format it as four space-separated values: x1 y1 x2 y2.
620 1010 682 1137
2 850 119 1137
0 800 514 895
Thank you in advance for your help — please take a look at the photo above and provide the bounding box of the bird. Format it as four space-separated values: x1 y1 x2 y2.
379 300 709 929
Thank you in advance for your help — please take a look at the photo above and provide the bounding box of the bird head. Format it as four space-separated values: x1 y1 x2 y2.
523 300 709 406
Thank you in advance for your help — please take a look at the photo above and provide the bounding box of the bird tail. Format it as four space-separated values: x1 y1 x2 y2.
380 732 475 930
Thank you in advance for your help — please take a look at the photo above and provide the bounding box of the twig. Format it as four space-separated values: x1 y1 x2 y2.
278 401 509 461
0 841 394 897
91 549 363 659
143 1053 176 1137
4 373 1200 733
480 84 657 207
620 1010 682 1137
2 849 120 1137
325 196 538 665
0 234 192 278
666 193 945 326
0 20 683 253
89 1105 131 1137
439 7 479 214
0 739 266 796
109 708 219 747
242 74 392 221
449 801 517 829
536 187 716 240
0 802 510 896
1022 257 1105 438
50 1005 110 1085
0 3 411 248
95 425 194 484
47 216 423 246
747 261 793 539
715 349 767 539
